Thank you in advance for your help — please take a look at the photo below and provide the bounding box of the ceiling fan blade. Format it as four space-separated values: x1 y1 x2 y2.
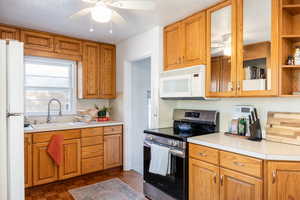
69 7 92 19
112 10 126 24
109 0 155 10
82 0 99 3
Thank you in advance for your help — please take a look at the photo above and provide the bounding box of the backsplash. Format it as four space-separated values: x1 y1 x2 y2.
26 99 110 124
159 97 300 137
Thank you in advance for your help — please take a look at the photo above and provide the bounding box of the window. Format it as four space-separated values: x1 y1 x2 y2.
25 56 76 116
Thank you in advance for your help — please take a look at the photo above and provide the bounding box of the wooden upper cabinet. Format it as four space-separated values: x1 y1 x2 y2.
164 22 183 70
32 142 58 186
206 0 278 98
54 36 82 56
104 134 122 169
24 134 32 188
220 168 263 200
164 11 206 71
21 30 54 52
0 25 20 40
59 139 81 180
206 1 237 97
189 158 219 200
235 0 278 97
182 11 206 66
268 161 300 200
99 44 116 98
82 42 100 98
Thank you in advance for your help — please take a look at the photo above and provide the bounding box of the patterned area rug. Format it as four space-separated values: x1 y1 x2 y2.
69 178 145 200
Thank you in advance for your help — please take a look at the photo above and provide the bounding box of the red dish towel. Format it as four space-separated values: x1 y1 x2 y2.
47 134 64 166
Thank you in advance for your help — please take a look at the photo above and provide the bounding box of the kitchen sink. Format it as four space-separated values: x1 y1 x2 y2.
67 122 89 126
32 122 69 129
26 121 113 132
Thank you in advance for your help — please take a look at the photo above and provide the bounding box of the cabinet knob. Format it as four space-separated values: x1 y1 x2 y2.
213 174 217 184
228 82 234 91
220 175 224 186
233 161 245 167
198 152 207 157
237 81 241 90
272 170 277 184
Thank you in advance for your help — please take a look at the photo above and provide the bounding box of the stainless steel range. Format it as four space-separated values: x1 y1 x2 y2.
143 109 219 200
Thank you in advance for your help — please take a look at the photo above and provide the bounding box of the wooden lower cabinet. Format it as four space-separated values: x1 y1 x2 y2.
82 156 104 174
104 134 123 169
189 144 264 200
24 134 32 188
268 162 300 200
220 168 263 200
28 126 122 187
59 139 81 180
33 142 58 185
189 158 219 200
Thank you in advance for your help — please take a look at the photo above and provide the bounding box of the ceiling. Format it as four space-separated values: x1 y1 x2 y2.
0 0 219 44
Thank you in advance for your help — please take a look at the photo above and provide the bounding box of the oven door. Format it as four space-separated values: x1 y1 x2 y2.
143 143 187 200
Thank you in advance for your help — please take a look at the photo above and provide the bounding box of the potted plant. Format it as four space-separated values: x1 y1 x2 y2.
95 105 110 121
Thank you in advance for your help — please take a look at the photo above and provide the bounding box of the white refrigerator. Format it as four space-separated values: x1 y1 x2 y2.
0 40 25 200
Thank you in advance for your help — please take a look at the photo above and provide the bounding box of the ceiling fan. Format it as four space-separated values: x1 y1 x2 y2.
70 0 156 24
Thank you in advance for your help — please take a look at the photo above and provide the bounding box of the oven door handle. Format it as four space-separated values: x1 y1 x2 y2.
144 141 186 158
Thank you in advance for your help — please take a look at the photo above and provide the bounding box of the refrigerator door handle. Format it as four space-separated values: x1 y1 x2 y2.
7 113 23 117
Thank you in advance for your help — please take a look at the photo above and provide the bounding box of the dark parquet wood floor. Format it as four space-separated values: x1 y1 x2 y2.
25 168 144 200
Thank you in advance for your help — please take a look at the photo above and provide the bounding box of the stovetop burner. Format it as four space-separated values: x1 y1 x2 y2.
144 109 219 141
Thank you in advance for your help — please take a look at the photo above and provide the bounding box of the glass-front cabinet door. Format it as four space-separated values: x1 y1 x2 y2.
206 0 237 97
236 0 278 96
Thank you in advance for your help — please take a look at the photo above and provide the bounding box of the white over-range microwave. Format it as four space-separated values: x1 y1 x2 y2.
160 65 206 99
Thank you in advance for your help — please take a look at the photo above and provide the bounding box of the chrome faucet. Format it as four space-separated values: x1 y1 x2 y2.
47 98 62 123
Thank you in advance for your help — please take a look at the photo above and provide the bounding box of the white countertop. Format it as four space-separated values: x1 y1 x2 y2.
188 133 300 161
24 121 123 133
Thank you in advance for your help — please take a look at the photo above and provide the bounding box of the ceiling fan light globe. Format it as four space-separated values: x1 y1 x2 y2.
91 4 112 23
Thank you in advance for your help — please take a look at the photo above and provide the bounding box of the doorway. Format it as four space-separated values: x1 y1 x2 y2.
130 57 151 174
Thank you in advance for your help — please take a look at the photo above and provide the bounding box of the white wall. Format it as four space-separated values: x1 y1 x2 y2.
111 26 163 124
160 97 300 137
111 26 169 171
131 58 151 174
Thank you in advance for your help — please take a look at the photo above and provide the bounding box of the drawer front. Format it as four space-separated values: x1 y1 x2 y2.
103 125 122 135
82 156 104 174
81 127 103 138
189 144 219 165
220 151 263 178
81 136 103 147
81 145 104 159
33 129 81 143
21 30 54 51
